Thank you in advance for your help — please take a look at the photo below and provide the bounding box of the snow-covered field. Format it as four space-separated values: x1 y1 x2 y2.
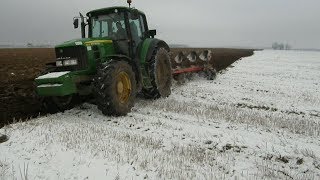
1 50 320 179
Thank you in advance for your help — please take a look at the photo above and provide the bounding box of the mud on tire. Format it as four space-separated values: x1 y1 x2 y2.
93 61 137 116
143 47 172 99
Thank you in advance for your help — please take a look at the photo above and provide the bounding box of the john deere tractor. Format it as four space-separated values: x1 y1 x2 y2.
35 5 172 116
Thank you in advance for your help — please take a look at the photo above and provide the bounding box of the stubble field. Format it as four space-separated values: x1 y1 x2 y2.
1 50 319 179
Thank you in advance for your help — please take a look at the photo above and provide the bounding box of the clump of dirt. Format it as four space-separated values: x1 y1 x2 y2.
296 158 304 165
0 134 9 143
276 155 290 164
0 48 254 127
220 143 243 153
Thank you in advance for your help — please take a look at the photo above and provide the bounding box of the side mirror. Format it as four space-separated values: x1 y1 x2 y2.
148 29 156 38
73 18 79 29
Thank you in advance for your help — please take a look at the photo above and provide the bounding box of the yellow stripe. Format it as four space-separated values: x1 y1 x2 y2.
85 40 113 45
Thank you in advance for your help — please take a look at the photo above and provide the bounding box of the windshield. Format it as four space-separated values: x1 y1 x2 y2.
90 12 127 40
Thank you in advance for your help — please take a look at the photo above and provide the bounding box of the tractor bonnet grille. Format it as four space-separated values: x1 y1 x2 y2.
54 46 88 71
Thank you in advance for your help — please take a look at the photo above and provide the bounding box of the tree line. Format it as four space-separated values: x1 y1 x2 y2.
272 42 291 50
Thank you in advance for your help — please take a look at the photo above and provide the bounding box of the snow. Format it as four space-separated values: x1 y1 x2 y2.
35 71 70 80
1 50 320 179
38 84 63 88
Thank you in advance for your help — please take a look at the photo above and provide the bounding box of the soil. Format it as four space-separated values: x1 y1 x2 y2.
0 48 55 126
0 48 254 127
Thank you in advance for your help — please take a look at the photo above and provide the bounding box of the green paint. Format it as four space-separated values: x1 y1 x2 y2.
35 72 77 96
56 38 112 48
139 39 154 88
140 38 153 65
36 38 116 96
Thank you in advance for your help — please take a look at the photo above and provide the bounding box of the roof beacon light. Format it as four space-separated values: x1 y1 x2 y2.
127 0 132 8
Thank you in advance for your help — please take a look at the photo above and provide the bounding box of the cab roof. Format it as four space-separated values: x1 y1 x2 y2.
87 6 145 17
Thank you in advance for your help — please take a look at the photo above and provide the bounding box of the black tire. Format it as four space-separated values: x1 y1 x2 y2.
43 95 78 114
143 47 172 99
93 60 137 116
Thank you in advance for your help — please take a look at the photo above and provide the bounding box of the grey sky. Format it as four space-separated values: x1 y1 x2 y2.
0 0 319 48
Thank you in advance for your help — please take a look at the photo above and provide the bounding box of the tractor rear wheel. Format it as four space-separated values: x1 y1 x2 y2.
143 47 172 99
93 61 137 116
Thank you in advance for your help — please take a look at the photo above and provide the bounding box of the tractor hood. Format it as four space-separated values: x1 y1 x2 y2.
55 38 113 48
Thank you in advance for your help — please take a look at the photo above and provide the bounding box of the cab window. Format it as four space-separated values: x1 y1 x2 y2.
91 12 127 40
128 13 146 45
92 15 109 38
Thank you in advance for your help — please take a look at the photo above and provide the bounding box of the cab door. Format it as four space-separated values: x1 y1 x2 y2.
127 12 148 58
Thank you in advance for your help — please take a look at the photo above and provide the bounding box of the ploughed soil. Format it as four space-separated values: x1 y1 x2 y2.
0 48 254 127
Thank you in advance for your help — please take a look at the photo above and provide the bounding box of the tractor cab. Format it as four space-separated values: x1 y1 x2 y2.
75 7 156 59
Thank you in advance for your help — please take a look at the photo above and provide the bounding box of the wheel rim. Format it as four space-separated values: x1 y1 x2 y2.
116 72 132 104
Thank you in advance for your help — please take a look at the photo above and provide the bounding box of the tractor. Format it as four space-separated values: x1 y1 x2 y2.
35 2 172 116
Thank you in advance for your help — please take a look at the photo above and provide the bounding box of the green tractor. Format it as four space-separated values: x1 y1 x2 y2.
35 5 172 116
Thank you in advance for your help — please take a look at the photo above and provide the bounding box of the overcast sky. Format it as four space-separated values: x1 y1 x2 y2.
0 0 319 49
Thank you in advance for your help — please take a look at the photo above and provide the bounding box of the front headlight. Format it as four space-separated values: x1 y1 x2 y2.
56 61 63 66
63 59 78 66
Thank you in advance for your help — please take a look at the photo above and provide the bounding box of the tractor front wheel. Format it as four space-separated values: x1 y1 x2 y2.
93 61 137 116
43 95 77 114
